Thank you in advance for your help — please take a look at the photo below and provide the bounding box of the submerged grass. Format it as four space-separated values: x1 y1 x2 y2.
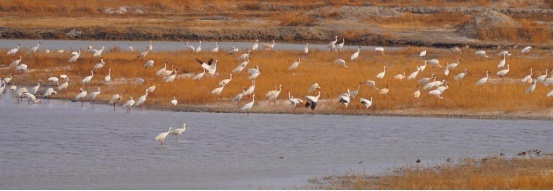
1 45 553 116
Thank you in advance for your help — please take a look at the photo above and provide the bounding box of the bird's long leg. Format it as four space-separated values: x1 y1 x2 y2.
81 100 84 107
113 103 116 111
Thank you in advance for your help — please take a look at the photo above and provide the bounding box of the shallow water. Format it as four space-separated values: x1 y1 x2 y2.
0 93 552 189
0 39 386 53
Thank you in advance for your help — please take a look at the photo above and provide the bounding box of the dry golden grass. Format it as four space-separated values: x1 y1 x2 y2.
306 155 553 189
366 12 471 30
477 18 552 43
2 44 553 116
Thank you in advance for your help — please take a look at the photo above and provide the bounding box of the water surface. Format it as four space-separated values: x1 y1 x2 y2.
0 94 551 189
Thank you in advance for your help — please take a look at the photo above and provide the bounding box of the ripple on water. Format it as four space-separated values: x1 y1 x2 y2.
0 95 552 189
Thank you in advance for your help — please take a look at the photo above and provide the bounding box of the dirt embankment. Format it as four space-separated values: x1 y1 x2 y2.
0 5 552 49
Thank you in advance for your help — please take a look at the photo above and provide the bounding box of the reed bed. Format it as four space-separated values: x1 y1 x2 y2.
1 44 553 116
305 155 553 189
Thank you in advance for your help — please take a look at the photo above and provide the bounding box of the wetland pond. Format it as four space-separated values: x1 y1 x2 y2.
0 94 551 189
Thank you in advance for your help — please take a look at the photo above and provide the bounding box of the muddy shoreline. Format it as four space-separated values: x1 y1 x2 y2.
35 97 553 121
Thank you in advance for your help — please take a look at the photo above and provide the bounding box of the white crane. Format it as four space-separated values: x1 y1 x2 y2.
128 44 134 51
521 46 532 54
170 124 186 141
74 88 88 107
244 80 255 97
418 74 435 85
375 47 385 55
419 61 427 72
109 94 121 111
104 69 111 84
232 60 248 74
476 71 489 86
47 77 59 86
265 84 282 105
536 69 549 83
334 59 348 69
349 83 361 98
525 79 537 94
376 66 386 79
429 89 444 99
15 63 28 73
134 89 149 109
413 85 421 98
147 85 156 93
474 50 489 59
144 60 155 68
252 39 259 51
287 91 304 111
137 48 149 60
262 40 276 50
164 69 177 82
28 41 41 54
211 83 226 95
453 69 468 81
29 79 41 94
57 79 69 91
288 58 301 70
305 90 321 111
171 97 177 106
3 73 13 84
304 43 309 54
219 74 233 86
327 36 338 51
241 94 255 115
496 65 510 80
7 44 20 55
184 42 195 51
237 50 251 61
426 59 442 69
232 88 247 108
228 47 239 55
419 50 426 57
192 69 206 81
338 89 351 108
122 97 135 114
446 59 460 70
351 46 361 60
155 127 172 145
360 97 373 109
498 53 507 68
335 38 345 53
93 59 105 70
407 66 421 80
308 83 321 92
68 49 81 62
521 68 533 84
211 42 219 52
82 70 94 84
0 81 5 97
195 40 202 52
377 84 389 96
86 87 101 108
92 46 104 57
43 87 57 100
155 62 168 76
9 56 22 67
394 72 406 80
